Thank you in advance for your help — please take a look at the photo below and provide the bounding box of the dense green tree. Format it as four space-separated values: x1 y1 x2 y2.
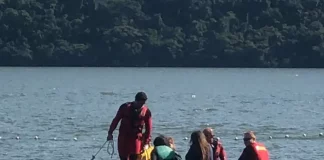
1 0 324 67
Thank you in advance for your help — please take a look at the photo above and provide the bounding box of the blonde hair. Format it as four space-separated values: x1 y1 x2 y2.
167 137 174 144
244 131 257 140
190 130 211 160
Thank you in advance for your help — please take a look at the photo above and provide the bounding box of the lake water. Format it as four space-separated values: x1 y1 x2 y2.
0 67 324 160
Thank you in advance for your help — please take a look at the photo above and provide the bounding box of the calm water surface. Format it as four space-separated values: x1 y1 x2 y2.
0 67 324 160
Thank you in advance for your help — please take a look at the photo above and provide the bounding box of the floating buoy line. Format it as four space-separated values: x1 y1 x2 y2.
0 132 322 141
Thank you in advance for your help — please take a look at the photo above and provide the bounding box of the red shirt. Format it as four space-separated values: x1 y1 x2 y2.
238 142 269 160
108 102 152 144
212 140 227 160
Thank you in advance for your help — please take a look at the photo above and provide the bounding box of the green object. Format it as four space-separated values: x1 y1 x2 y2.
156 146 175 160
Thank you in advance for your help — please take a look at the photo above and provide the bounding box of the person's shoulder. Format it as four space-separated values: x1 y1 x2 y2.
119 102 131 109
213 140 222 146
216 140 225 148
143 105 152 115
245 145 255 153
256 142 266 146
173 151 182 160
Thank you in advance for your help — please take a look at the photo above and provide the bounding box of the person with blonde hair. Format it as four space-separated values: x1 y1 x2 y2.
238 131 269 160
167 137 176 150
185 130 213 160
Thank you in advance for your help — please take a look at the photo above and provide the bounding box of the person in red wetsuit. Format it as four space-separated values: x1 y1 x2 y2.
203 128 227 160
107 92 152 160
238 131 269 160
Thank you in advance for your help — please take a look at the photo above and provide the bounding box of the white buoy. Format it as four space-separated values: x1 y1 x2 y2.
16 136 20 140
303 134 306 137
183 137 188 140
216 137 220 140
285 135 289 138
53 137 57 140
191 95 196 98
319 133 323 136
73 137 78 141
269 136 272 139
235 137 238 140
35 136 39 140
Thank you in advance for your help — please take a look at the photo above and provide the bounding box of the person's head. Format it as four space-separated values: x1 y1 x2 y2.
167 136 176 150
203 127 215 144
153 135 169 147
134 92 147 108
243 131 257 146
190 130 210 160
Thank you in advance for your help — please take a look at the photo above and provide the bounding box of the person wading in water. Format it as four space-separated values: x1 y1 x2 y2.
107 92 152 160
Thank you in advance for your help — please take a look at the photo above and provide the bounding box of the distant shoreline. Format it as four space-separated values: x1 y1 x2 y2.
1 1 324 69
0 66 323 69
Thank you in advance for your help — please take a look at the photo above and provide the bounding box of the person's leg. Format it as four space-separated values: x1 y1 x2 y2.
129 154 139 160
128 136 142 160
119 156 128 160
118 135 130 160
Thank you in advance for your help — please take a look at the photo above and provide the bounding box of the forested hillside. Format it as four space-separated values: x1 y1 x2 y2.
1 0 324 67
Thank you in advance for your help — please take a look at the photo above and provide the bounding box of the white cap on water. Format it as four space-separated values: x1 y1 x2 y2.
35 136 39 140
319 133 323 136
16 136 20 140
53 137 57 140
0 136 2 139
285 135 289 138
216 137 220 140
269 136 272 139
73 137 78 141
235 137 238 140
191 95 196 98
183 137 188 140
303 134 306 137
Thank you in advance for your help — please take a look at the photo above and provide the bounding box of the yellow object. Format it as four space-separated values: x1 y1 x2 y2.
138 145 154 160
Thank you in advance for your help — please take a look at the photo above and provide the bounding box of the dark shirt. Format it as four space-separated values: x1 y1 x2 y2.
185 145 211 160
186 145 202 160
238 145 258 160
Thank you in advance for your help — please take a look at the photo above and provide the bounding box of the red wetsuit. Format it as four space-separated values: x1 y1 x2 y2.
238 142 269 160
212 140 227 160
108 102 152 159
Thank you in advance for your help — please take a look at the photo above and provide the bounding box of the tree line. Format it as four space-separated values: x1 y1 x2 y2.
1 0 324 67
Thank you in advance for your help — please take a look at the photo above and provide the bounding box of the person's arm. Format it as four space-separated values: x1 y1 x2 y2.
238 145 257 160
150 148 158 160
185 146 196 160
143 108 152 144
108 104 125 135
219 144 227 160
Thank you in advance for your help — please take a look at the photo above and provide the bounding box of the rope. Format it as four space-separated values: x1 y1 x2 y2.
107 140 115 158
90 140 114 160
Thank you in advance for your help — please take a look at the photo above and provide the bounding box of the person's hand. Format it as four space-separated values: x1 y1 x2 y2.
143 144 149 150
107 134 113 141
